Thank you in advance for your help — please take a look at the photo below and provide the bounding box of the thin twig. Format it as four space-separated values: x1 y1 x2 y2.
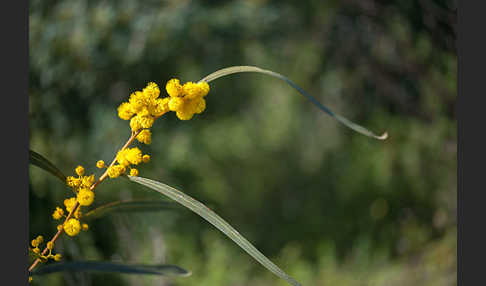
28 130 142 273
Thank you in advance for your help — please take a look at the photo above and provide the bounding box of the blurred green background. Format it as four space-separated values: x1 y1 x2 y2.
29 0 456 285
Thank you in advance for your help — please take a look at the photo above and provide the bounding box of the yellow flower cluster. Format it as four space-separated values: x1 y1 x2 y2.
106 147 149 178
165 79 210 120
50 166 96 237
29 235 62 263
117 82 170 133
117 79 210 131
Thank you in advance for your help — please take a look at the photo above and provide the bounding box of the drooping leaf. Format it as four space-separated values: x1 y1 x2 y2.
200 66 388 140
83 199 179 220
31 261 190 277
29 150 66 183
126 175 302 286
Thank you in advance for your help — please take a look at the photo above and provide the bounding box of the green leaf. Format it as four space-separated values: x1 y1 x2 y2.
29 150 66 183
200 66 388 140
83 199 179 220
127 175 302 286
31 261 191 277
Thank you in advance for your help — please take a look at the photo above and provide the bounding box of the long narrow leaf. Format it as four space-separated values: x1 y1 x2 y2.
127 175 302 286
83 199 179 220
29 150 66 183
32 261 190 277
199 66 388 140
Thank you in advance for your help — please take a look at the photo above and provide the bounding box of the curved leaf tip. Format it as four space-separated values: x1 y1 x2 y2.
200 65 388 141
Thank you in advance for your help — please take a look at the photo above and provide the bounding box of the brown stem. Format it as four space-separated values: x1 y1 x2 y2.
28 130 142 273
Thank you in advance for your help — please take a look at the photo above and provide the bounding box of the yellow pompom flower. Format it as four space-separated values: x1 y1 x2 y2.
117 148 142 166
77 189 95 206
82 223 89 231
75 165 85 176
197 81 210 97
118 102 135 120
57 225 63 231
136 129 152 144
116 149 131 166
182 81 200 99
142 154 150 163
107 164 126 178
81 174 95 188
130 116 143 131
64 218 81 236
32 247 40 254
129 168 139 176
191 97 206 114
66 176 81 188
143 82 160 99
52 207 64 220
46 241 54 250
53 254 62 261
166 78 183 97
176 108 195 120
64 197 77 212
126 148 142 165
35 235 44 244
139 115 155 129
96 160 105 168
129 91 145 113
168 97 185 111
31 238 40 248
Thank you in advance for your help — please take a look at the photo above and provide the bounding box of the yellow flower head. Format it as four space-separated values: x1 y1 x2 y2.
190 97 206 114
82 223 89 231
118 102 135 120
139 115 155 129
136 129 152 144
64 197 77 212
166 78 183 97
143 82 160 99
182 81 200 99
81 174 95 188
31 237 41 248
77 189 95 206
52 207 64 220
75 165 85 176
129 91 145 113
54 254 62 261
116 147 142 167
64 218 81 237
168 97 185 112
197 81 210 97
66 176 81 188
176 108 195 120
46 241 54 250
142 154 150 163
129 168 139 176
35 235 44 244
96 160 105 169
107 164 126 178
130 116 143 132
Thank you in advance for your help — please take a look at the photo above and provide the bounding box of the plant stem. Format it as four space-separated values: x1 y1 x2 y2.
28 130 142 273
